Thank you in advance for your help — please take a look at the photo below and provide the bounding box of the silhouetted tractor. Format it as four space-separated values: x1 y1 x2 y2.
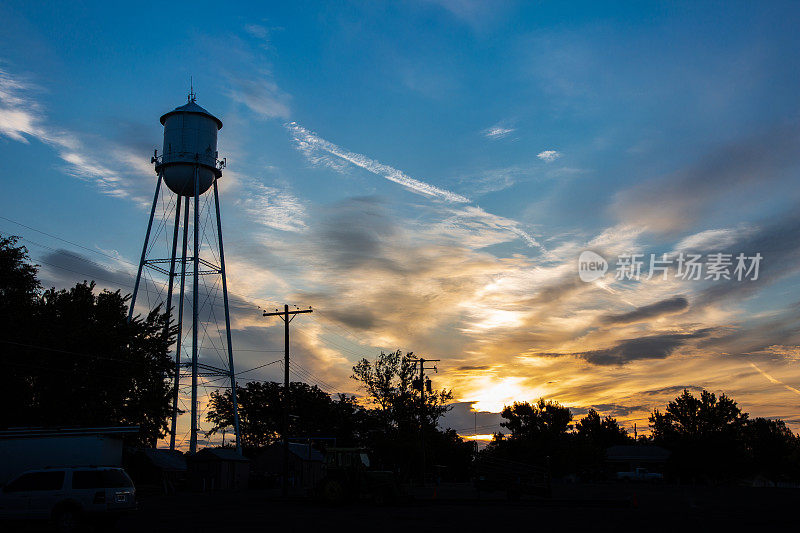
317 448 400 504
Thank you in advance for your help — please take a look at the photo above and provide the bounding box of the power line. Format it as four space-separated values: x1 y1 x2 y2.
0 215 138 267
1 220 267 315
0 339 161 367
236 360 282 375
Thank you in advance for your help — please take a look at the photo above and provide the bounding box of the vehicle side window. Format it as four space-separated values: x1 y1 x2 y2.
5 472 64 492
101 470 133 488
72 471 103 489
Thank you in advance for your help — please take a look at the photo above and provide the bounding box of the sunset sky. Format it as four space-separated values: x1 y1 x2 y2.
1 1 799 447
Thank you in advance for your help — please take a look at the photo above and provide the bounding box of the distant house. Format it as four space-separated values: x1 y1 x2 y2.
126 448 187 494
254 442 325 490
606 444 671 474
187 448 250 491
0 426 139 484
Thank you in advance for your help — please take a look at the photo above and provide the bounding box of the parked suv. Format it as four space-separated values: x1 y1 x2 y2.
0 466 136 530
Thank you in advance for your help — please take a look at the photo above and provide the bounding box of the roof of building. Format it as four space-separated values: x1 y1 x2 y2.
139 448 187 471
160 100 223 128
606 444 671 462
259 442 325 462
0 426 140 439
191 447 250 462
288 442 324 462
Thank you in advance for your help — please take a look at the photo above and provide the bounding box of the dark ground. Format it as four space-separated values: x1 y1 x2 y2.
6 482 796 532
108 482 798 532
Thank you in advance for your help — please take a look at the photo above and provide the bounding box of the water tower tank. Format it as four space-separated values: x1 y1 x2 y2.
157 98 223 196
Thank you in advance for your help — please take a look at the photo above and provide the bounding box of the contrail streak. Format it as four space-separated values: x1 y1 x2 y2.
287 122 469 203
286 122 543 250
749 362 800 396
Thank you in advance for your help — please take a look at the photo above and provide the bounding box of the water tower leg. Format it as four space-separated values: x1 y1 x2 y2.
157 194 182 448
212 179 242 454
164 195 182 333
170 198 191 451
190 166 200 454
128 173 163 322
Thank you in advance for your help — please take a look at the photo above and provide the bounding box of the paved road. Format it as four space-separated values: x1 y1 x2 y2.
111 483 797 532
6 483 794 531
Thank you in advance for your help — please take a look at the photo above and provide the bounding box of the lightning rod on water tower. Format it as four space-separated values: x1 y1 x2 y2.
128 90 242 455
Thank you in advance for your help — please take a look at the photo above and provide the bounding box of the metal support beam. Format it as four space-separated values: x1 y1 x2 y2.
128 173 163 322
170 198 190 451
159 194 182 449
213 179 242 454
416 357 439 487
190 166 200 454
163 194 182 340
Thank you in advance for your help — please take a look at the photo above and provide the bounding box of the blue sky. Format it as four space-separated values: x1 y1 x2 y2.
1 1 800 445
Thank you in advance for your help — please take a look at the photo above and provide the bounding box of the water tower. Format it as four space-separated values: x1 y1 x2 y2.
128 90 241 454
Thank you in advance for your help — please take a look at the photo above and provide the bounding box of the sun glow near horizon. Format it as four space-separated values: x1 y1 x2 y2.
461 377 550 413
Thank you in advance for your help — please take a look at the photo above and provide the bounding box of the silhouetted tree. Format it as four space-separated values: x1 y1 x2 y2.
743 417 800 483
0 236 41 426
483 399 575 475
206 380 366 449
650 389 748 482
351 350 454 480
573 409 631 479
351 350 452 431
426 428 475 481
500 399 573 438
0 235 175 446
575 409 629 446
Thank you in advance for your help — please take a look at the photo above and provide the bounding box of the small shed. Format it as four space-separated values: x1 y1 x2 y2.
188 448 250 491
126 448 187 494
254 442 324 490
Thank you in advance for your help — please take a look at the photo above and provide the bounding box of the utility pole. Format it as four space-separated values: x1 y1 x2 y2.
474 411 478 456
414 357 439 486
263 304 312 498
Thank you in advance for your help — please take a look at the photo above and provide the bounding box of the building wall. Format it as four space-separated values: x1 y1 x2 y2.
0 435 123 484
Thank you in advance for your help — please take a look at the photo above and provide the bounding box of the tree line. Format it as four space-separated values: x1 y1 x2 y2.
482 390 800 484
0 236 174 446
3 234 799 484
207 350 473 481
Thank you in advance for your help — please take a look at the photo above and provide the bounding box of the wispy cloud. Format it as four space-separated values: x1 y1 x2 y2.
0 64 145 199
244 24 272 47
287 122 470 203
537 150 561 162
214 30 290 120
601 296 689 325
611 125 800 233
286 121 543 249
238 180 307 233
483 125 515 139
